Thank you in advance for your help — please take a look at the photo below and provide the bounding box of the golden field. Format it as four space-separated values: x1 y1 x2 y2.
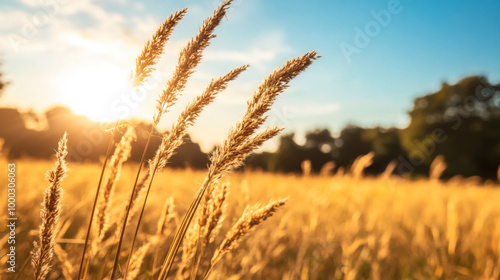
2 158 500 280
2 0 499 279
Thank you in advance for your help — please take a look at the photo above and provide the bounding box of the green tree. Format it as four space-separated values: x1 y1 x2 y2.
401 76 500 178
271 133 306 173
332 125 371 167
362 127 406 173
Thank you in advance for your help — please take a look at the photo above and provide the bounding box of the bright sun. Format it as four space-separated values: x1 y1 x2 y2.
56 63 135 122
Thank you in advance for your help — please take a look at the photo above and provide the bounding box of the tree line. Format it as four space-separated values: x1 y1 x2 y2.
0 75 499 179
248 75 500 179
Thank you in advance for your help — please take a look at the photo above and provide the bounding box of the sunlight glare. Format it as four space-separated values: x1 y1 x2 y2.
56 64 135 122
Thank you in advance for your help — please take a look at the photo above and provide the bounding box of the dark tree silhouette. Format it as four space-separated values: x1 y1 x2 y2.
361 127 406 174
0 62 7 98
0 106 209 168
331 125 371 167
302 129 336 172
271 133 306 173
401 76 500 178
1 75 498 179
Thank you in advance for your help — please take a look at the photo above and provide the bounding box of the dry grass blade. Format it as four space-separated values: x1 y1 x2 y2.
191 183 229 279
158 51 317 280
381 160 397 179
111 164 150 279
202 183 229 246
430 155 447 181
209 51 318 177
157 197 176 238
124 64 247 278
205 198 288 279
152 198 176 272
125 243 150 280
176 221 200 279
31 133 68 280
301 160 312 176
114 172 150 240
159 178 209 280
150 65 249 175
177 183 228 279
101 11 187 271
320 161 336 176
54 244 74 280
350 152 374 179
14 253 32 280
176 182 227 279
211 127 283 175
112 2 234 277
76 123 117 280
132 8 187 88
110 13 191 266
152 0 234 126
95 127 136 243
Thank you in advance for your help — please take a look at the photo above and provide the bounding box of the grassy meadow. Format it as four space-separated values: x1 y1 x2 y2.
1 1 500 280
2 157 500 279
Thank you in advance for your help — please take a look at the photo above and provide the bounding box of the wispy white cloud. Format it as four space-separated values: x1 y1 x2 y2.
0 0 306 150
0 0 132 54
204 31 292 65
17 0 42 7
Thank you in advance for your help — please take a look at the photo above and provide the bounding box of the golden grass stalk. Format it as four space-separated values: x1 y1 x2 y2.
31 133 68 280
111 172 150 279
202 183 229 246
54 244 74 280
320 161 336 176
446 199 458 256
157 197 176 238
95 126 136 242
124 64 248 278
14 255 32 280
77 120 119 280
181 181 219 269
132 8 188 89
158 51 318 280
111 8 190 251
350 152 374 179
84 127 135 279
301 160 312 176
191 183 229 278
152 198 176 271
204 198 288 279
114 172 150 240
112 2 235 277
381 160 397 179
125 243 150 280
208 51 318 177
175 222 200 279
430 155 446 181
152 0 234 126
150 65 249 176
177 184 217 277
177 183 228 279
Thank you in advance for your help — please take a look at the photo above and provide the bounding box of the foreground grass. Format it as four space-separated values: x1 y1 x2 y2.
1 159 500 279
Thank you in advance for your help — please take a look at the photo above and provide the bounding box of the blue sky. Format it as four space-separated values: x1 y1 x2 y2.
1 0 500 150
